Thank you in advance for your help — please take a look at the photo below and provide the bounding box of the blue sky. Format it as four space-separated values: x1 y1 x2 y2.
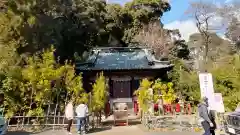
162 0 230 24
109 0 233 40
161 0 190 24
109 0 229 23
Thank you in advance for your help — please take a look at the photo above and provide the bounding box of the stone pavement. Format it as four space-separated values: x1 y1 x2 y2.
6 126 202 135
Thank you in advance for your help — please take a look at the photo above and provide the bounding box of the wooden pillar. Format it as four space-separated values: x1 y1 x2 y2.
0 93 3 105
109 77 113 111
109 77 112 98
130 77 133 97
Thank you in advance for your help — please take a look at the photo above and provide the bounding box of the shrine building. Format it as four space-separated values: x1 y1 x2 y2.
75 47 173 114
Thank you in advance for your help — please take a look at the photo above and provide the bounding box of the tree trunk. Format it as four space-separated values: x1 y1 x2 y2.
203 34 210 71
92 112 95 129
138 107 143 121
99 111 102 126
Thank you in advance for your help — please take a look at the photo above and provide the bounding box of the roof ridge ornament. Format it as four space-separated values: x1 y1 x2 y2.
143 48 156 62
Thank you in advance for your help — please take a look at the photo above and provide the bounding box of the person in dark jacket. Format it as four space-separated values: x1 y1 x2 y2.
198 97 214 135
209 109 217 135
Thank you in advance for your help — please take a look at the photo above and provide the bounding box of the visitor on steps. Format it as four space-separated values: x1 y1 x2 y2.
65 100 74 135
75 101 89 135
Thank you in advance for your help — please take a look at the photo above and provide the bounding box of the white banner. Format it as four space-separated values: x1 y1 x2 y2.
199 73 215 110
214 93 225 113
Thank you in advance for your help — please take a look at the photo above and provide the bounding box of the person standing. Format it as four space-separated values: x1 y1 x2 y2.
65 101 74 135
157 98 164 115
209 109 217 135
75 101 89 135
198 97 214 135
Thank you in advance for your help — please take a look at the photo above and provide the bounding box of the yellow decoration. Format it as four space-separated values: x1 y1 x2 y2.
134 78 152 112
152 79 176 104
134 78 176 113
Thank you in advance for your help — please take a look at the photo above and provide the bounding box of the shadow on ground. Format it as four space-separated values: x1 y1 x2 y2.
7 126 57 135
88 126 112 133
6 131 31 135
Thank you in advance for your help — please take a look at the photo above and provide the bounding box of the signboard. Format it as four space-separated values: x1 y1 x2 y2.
199 73 215 110
214 93 225 113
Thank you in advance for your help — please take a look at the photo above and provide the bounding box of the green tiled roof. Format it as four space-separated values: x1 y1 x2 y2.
76 47 173 70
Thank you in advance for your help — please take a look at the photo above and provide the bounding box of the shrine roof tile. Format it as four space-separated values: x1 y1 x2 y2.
76 47 173 71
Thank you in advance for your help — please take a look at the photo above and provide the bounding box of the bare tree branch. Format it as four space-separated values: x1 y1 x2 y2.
133 22 178 59
216 2 240 48
186 0 219 70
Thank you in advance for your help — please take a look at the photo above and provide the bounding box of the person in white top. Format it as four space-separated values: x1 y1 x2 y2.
75 101 88 135
65 101 74 135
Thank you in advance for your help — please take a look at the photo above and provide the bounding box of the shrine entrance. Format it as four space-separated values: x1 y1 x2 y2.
112 80 131 98
111 76 132 99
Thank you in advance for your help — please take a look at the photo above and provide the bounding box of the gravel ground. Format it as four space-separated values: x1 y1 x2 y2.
6 126 203 135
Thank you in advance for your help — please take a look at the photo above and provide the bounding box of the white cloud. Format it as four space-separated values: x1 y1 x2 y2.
164 19 198 41
208 15 225 29
164 15 226 41
225 0 233 3
217 33 231 41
